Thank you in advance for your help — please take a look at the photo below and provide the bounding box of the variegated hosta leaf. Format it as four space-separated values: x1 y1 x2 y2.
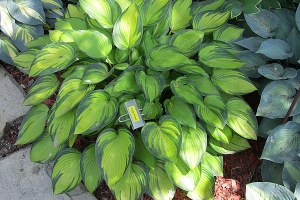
53 78 95 118
179 123 207 169
206 124 233 144
211 69 257 95
52 148 82 194
48 108 76 147
283 160 300 192
82 63 111 84
195 95 227 129
193 10 230 34
111 162 148 200
134 132 156 169
80 144 102 193
74 90 118 135
199 44 245 69
30 130 65 164
191 0 225 14
0 4 15 38
113 3 142 50
164 96 196 129
7 0 45 25
136 67 165 102
209 133 251 154
165 157 201 191
12 48 39 74
170 0 192 32
175 63 207 75
42 0 63 9
30 42 77 77
226 98 258 140
140 0 170 27
167 29 204 57
147 160 176 200
79 0 121 28
146 44 191 71
213 24 244 43
23 74 59 106
170 76 203 106
15 104 49 145
201 147 223 176
55 18 87 30
141 115 182 163
188 74 219 96
142 101 163 120
112 66 140 94
150 11 171 38
96 128 135 187
72 30 112 59
45 8 64 19
0 34 19 65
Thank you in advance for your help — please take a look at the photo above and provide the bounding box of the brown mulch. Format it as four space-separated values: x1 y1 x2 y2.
1 64 264 199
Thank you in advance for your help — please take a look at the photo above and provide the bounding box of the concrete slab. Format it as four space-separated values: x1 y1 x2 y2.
0 147 97 200
0 66 30 138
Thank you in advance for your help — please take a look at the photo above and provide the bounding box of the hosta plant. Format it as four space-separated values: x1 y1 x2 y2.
14 0 259 199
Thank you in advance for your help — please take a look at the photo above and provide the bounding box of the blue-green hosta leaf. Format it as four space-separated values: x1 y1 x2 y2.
260 0 281 10
136 67 165 102
0 34 19 65
111 162 148 200
191 0 225 14
199 44 245 69
195 95 227 129
234 37 265 53
213 24 244 43
295 181 300 199
96 128 135 187
257 39 293 60
7 0 45 25
179 123 207 169
226 98 258 140
246 182 295 200
55 18 87 30
140 0 170 27
147 160 176 200
64 4 85 19
170 0 192 32
112 66 140 94
79 0 121 28
48 108 76 147
82 63 111 84
272 9 295 40
147 44 191 71
141 115 181 163
142 101 163 120
290 69 300 90
164 96 196 129
283 160 300 192
287 28 300 64
12 48 39 74
72 30 112 59
15 104 49 145
80 144 102 193
23 74 59 106
262 160 284 184
134 132 156 169
30 42 77 77
0 3 15 38
258 63 297 80
74 90 118 135
257 80 300 118
170 76 203 106
30 130 65 164
258 118 283 139
165 157 201 191
220 0 242 19
261 121 300 163
167 29 204 57
201 147 223 176
113 3 142 50
52 148 82 194
42 0 63 9
193 11 230 34
212 69 257 95
188 75 219 96
206 124 233 144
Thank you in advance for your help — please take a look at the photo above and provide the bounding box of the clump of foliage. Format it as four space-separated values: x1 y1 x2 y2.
12 0 263 199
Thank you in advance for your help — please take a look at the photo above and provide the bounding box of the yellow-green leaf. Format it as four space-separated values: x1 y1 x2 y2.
188 74 220 96
55 18 87 30
112 66 140 94
206 124 233 144
213 24 244 43
82 62 111 84
134 132 156 169
201 147 223 176
170 0 192 32
13 48 40 74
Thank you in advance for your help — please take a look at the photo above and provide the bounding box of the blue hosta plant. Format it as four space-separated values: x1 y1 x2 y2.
13 0 259 199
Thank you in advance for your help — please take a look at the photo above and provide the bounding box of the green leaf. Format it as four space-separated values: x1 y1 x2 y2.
193 11 230 34
195 95 227 129
64 4 85 19
112 66 140 94
82 63 111 84
164 96 196 129
15 104 49 145
140 0 170 27
147 44 191 71
179 123 207 169
111 162 148 200
212 69 257 95
246 182 295 200
258 63 296 80
220 0 242 18
261 160 283 184
213 24 244 43
142 101 163 120
175 63 207 76
72 30 112 59
12 48 39 74
226 98 258 140
260 0 281 10
256 39 293 60
30 130 65 164
206 124 233 144
55 18 86 30
30 42 77 77
191 0 225 14
23 74 59 106
141 115 181 163
201 148 223 176
113 3 143 50
170 76 203 106
80 144 102 193
261 121 300 163
52 148 82 194
96 128 135 187
147 160 176 200
170 0 192 32
79 0 121 28
283 161 300 192
188 74 219 96
134 132 156 169
242 0 262 14
74 90 118 135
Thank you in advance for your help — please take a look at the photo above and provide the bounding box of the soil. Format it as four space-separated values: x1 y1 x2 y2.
1 64 265 200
